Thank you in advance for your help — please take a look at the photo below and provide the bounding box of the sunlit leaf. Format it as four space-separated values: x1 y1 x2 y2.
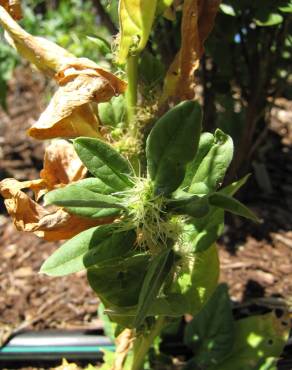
117 0 158 63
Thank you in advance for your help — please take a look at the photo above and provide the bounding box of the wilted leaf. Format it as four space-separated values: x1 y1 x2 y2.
0 0 21 20
0 8 127 140
117 0 157 63
161 0 220 102
0 178 105 241
28 63 126 140
0 5 73 76
40 140 87 191
113 329 133 370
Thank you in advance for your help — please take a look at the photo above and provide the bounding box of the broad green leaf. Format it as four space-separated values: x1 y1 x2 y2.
146 101 202 195
74 137 133 190
40 226 136 276
209 193 259 222
138 51 165 88
180 132 215 191
184 284 234 368
167 194 210 218
189 175 250 253
87 254 150 307
98 95 126 127
188 129 233 195
208 312 289 370
44 185 125 218
134 249 174 327
172 244 219 314
117 0 158 64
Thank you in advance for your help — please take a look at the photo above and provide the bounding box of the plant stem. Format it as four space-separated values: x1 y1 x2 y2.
131 316 165 370
126 55 139 125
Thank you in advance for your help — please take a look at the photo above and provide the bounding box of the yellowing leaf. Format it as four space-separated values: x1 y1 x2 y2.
113 329 133 370
117 0 157 63
0 0 21 20
161 0 220 103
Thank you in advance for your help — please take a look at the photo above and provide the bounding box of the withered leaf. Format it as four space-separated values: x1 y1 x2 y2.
0 0 22 20
161 0 220 103
0 141 113 241
113 329 133 370
0 178 111 241
40 140 87 189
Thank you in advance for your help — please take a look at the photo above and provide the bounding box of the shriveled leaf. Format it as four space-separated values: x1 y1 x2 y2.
0 6 73 76
117 0 157 63
0 0 21 20
208 312 289 370
28 63 126 140
161 0 221 102
146 101 202 195
188 129 233 195
112 329 133 370
40 140 87 190
74 137 134 191
184 284 234 368
40 226 136 276
134 249 174 327
209 193 259 222
0 178 106 241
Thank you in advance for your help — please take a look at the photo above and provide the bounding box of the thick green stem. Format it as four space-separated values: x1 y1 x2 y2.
131 316 165 370
126 55 139 124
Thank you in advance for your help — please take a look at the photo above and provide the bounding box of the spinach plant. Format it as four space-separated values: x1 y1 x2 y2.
0 1 289 369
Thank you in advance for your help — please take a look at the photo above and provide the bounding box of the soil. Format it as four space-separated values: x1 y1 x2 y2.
0 66 292 367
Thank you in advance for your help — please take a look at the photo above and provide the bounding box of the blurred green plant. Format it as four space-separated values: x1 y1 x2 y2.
202 0 292 178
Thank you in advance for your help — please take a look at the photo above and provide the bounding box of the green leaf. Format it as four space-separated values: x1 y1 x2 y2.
188 175 250 253
44 185 125 218
98 95 126 127
172 244 219 314
86 35 111 56
40 225 136 276
167 194 210 218
180 132 215 191
188 129 233 195
74 138 133 191
220 4 236 16
208 312 289 370
117 0 158 63
184 284 234 369
279 0 292 13
87 254 150 307
134 249 174 327
255 12 283 26
146 101 202 195
209 193 259 222
138 51 165 88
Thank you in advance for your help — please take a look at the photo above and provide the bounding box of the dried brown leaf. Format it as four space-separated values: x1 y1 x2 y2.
0 5 73 76
0 0 22 20
0 178 111 241
40 140 87 189
112 329 133 370
161 0 220 103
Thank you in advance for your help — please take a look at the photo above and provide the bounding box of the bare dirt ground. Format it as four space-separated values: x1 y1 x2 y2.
0 67 291 364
